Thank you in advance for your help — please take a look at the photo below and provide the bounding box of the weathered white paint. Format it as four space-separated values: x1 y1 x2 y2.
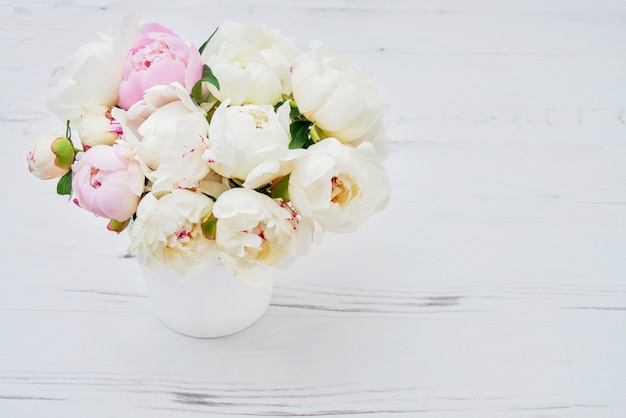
1 0 625 416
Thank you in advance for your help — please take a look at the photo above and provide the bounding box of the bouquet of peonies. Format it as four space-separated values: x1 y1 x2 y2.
26 15 391 282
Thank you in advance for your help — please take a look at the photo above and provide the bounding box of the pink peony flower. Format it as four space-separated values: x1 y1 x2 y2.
118 23 203 110
72 144 145 221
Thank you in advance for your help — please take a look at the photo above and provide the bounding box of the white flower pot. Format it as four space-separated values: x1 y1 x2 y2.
140 265 273 338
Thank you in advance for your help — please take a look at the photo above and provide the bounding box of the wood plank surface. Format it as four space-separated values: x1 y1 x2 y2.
1 0 625 417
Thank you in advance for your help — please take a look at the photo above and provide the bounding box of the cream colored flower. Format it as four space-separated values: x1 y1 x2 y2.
204 100 304 189
26 134 75 180
201 21 298 105
288 138 390 233
291 42 387 148
130 189 219 277
213 188 300 281
113 83 210 192
47 14 141 122
78 105 122 147
197 170 230 201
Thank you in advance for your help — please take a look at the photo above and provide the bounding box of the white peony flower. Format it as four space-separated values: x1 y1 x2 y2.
288 138 390 233
213 188 302 282
130 189 219 277
203 100 304 189
291 42 388 148
201 21 299 105
77 105 122 147
47 14 141 122
113 83 210 192
197 170 230 201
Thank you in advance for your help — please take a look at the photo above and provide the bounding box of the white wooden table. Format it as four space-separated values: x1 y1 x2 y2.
1 1 625 416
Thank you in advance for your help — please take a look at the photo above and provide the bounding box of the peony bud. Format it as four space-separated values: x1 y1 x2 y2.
27 134 75 180
107 218 131 234
78 105 122 147
291 42 386 146
200 211 217 240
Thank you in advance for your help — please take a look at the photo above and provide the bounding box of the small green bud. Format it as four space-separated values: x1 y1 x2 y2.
107 218 130 234
201 211 218 240
51 136 76 170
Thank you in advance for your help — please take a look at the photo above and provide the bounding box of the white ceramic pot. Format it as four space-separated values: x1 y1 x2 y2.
140 264 273 338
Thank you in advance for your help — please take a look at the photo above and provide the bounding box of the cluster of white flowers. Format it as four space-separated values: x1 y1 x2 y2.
28 16 391 281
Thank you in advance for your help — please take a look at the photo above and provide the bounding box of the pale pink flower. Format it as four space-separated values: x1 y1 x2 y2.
118 23 203 110
72 143 144 221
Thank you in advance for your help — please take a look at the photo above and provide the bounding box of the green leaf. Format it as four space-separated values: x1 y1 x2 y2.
289 120 313 149
273 100 285 113
198 26 219 55
191 64 221 103
289 100 302 120
56 170 72 196
201 212 217 240
201 65 220 90
228 178 244 188
270 174 290 201
191 82 203 104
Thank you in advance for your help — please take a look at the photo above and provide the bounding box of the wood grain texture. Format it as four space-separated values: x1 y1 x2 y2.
1 0 625 417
